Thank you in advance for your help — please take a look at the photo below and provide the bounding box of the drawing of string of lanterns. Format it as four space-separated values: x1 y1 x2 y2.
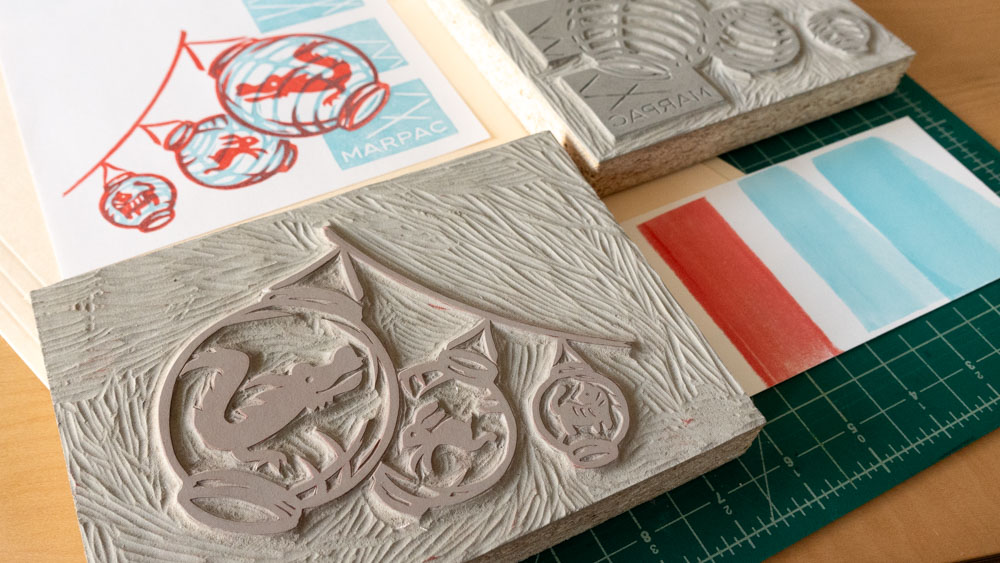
66 31 391 233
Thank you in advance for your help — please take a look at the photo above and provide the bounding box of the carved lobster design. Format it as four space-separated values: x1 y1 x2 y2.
158 228 630 534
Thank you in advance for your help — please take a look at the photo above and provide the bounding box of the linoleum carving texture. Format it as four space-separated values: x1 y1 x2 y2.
430 0 914 193
31 134 763 562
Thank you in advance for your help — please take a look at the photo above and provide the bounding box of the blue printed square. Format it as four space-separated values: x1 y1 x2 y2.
328 19 407 73
242 0 364 33
324 79 457 169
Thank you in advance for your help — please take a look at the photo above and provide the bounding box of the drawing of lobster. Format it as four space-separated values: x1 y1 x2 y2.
235 40 353 106
183 345 364 469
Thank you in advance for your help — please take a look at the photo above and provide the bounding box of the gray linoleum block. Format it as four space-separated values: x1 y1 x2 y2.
430 0 914 194
32 133 762 562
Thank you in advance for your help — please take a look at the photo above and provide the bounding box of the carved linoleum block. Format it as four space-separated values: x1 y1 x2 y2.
32 134 763 561
430 0 914 194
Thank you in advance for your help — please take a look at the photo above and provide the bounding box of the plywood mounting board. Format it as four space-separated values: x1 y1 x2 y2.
430 0 914 195
32 134 763 562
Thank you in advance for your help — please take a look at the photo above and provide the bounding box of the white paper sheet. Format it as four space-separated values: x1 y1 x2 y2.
0 0 487 277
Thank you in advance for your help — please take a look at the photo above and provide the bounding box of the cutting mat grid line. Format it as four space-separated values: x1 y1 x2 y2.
525 76 1000 563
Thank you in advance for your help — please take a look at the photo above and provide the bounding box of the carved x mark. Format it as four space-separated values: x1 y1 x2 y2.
578 78 641 112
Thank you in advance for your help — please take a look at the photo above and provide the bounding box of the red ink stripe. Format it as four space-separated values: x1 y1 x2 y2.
639 198 841 386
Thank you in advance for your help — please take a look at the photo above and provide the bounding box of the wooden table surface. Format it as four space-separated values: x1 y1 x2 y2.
2 0 999 560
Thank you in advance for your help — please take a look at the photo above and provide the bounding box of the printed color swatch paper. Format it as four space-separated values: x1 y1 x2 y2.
739 166 943 332
638 199 841 387
624 118 1000 394
814 138 1000 298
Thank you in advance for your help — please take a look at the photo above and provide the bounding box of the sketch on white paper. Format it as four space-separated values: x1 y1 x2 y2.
0 0 486 277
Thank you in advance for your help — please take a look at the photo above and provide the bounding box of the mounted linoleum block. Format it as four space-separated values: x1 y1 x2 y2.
30 133 762 562
739 166 942 331
431 0 915 195
814 137 1000 298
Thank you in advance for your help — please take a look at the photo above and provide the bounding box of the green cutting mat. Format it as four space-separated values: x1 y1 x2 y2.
528 76 1000 562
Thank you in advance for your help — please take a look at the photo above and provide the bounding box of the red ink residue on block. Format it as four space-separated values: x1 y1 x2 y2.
638 198 841 386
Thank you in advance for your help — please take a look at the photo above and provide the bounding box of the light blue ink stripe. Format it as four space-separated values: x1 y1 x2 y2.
739 166 943 332
242 0 363 33
814 137 1000 299
327 19 407 74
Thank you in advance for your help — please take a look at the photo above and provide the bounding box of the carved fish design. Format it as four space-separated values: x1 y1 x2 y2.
552 379 615 437
532 341 630 468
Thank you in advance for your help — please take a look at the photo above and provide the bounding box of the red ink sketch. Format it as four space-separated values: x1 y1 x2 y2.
99 170 176 232
234 40 352 105
211 34 389 136
164 114 297 189
209 135 263 171
68 30 390 231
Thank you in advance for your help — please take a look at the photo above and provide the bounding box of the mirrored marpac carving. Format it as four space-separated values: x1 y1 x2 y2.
158 227 632 534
